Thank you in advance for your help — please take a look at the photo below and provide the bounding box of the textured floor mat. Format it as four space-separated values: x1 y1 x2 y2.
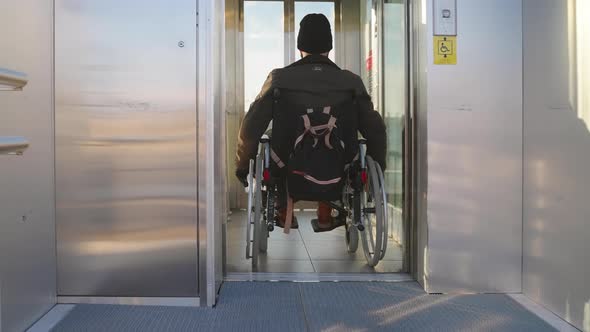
51 282 556 332
298 282 556 332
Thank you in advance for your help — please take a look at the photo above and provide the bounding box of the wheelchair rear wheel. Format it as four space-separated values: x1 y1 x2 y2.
360 156 388 267
245 160 255 261
251 153 264 270
375 160 389 260
259 189 270 254
246 139 274 270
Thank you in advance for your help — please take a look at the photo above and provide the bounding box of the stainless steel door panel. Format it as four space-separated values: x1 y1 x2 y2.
55 0 197 296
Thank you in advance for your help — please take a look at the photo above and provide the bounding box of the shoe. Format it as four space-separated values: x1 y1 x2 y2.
311 217 345 233
312 201 345 233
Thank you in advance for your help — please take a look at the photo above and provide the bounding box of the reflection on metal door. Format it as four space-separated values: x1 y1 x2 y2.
55 0 198 297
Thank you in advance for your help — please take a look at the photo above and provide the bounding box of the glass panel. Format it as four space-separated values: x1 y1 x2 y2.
360 0 407 256
360 0 381 112
294 1 336 62
576 0 590 129
383 0 407 246
244 1 284 112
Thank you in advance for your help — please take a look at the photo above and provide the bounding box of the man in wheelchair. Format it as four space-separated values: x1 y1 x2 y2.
235 13 386 233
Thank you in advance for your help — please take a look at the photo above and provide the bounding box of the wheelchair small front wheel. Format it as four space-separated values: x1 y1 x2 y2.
346 223 359 253
259 190 270 253
257 174 271 254
342 181 359 253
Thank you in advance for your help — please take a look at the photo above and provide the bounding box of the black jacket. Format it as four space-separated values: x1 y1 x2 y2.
236 55 387 172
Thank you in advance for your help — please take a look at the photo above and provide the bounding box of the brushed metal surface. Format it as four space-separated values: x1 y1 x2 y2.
26 305 75 332
0 0 56 332
422 0 523 293
508 295 581 332
225 272 413 282
55 0 198 297
225 0 244 210
198 0 226 306
57 297 199 307
0 0 57 331
523 1 590 330
412 0 429 286
339 0 361 75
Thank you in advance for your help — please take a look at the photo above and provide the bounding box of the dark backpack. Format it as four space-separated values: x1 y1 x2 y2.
269 89 359 202
286 105 347 201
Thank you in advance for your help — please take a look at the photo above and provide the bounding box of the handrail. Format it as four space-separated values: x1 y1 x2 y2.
0 137 29 155
0 68 28 91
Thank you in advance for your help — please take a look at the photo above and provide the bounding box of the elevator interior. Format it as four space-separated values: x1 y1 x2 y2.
224 0 412 276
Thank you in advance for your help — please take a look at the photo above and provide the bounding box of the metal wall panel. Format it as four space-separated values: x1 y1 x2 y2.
339 0 361 75
55 0 198 297
0 0 56 330
225 0 244 210
421 0 523 293
523 1 590 330
198 0 226 306
412 0 429 285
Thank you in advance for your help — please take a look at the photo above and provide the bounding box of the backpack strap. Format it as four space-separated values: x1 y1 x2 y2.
294 114 312 149
270 148 285 168
294 110 339 150
324 116 337 149
284 196 294 234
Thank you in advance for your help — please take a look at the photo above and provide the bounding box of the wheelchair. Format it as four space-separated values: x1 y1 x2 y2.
245 135 388 270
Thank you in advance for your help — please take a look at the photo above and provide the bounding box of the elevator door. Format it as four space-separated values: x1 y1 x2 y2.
55 0 198 297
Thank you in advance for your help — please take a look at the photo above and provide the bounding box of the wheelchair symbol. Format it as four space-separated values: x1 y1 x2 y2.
437 39 453 57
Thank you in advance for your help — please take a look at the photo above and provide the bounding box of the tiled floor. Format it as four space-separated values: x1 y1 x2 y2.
226 210 404 273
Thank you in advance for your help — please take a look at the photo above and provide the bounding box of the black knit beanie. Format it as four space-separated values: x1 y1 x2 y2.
297 14 333 54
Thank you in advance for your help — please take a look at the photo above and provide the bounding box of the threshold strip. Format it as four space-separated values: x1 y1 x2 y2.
224 272 413 283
